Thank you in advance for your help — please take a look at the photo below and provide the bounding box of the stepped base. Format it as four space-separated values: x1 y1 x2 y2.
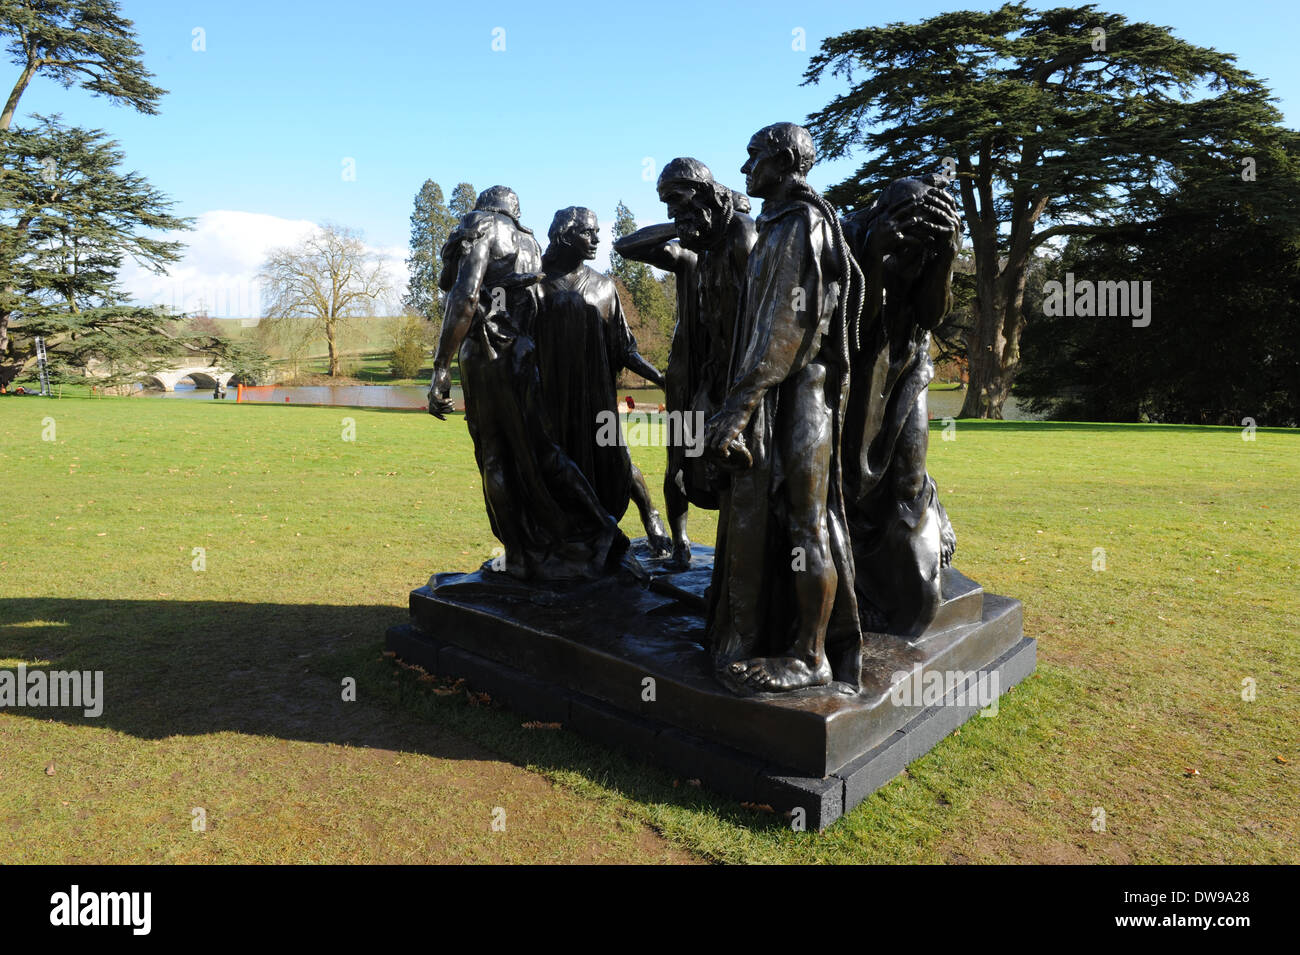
387 539 1033 828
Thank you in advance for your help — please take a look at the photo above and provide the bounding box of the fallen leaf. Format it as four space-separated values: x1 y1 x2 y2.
1184 768 1200 777
522 721 562 730
740 802 775 813
44 763 55 776
1275 755 1290 765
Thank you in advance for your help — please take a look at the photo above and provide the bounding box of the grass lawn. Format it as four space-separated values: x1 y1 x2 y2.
0 397 1295 863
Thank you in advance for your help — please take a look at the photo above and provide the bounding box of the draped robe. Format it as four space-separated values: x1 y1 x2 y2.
705 197 862 683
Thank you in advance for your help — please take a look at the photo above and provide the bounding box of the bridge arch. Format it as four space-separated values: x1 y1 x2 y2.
179 370 221 390
140 367 236 391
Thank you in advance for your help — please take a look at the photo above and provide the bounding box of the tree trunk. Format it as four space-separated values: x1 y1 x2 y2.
0 313 37 390
2 60 38 132
326 320 340 376
958 263 1029 419
0 311 14 390
2 55 36 386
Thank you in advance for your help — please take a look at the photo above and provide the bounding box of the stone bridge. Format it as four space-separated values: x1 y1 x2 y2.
141 365 238 392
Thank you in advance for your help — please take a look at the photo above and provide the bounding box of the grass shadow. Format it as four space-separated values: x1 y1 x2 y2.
0 596 781 833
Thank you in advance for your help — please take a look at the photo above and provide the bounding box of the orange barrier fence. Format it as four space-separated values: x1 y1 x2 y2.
236 384 279 403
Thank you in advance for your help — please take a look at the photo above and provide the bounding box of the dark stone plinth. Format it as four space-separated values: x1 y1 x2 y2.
386 540 1034 828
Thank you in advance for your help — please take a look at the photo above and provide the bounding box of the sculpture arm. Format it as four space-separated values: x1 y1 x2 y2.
432 237 489 370
609 280 666 388
614 223 694 272
624 349 666 389
427 236 490 417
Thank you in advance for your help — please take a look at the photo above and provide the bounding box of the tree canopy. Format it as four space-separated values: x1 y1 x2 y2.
607 199 675 373
1017 124 1300 424
1 1 268 391
258 224 391 377
1 0 164 130
804 2 1288 418
404 179 457 320
448 181 476 219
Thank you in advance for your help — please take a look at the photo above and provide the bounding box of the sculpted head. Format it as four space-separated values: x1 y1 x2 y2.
475 185 522 221
740 123 816 199
547 206 600 261
657 157 745 251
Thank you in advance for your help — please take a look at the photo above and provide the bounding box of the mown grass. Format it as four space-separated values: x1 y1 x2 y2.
0 397 1295 863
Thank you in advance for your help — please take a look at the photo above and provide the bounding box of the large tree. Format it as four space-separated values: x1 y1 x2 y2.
403 179 456 320
448 181 476 219
1 0 164 131
607 200 675 365
804 2 1280 417
1 118 268 389
257 224 391 377
1017 127 1300 425
0 0 190 388
608 200 652 295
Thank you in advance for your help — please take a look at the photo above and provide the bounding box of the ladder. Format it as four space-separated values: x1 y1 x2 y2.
35 335 50 396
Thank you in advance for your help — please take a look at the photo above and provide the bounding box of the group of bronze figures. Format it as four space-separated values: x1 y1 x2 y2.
427 122 963 696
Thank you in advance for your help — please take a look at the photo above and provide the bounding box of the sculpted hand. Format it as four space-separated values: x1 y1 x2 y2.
704 406 753 469
428 365 455 420
870 191 961 281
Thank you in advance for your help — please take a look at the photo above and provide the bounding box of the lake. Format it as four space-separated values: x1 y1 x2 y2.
143 381 1037 419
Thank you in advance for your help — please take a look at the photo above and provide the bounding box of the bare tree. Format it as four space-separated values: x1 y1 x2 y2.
257 223 390 377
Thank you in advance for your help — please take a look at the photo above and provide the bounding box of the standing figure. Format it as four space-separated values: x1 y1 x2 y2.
614 158 756 568
427 186 627 580
535 206 672 554
840 173 963 635
703 124 863 693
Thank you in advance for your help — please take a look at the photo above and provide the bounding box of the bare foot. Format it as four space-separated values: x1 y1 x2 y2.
727 656 832 692
665 537 692 571
647 534 673 559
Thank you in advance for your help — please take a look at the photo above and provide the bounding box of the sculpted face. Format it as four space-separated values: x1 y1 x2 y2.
659 182 718 250
741 134 787 199
565 210 600 261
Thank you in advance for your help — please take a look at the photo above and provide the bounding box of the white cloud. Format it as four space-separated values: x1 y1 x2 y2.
117 210 410 317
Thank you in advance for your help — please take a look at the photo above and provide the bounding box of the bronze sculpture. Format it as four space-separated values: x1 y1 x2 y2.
427 186 628 580
396 127 1029 828
841 172 962 635
702 123 865 692
614 159 756 570
536 206 672 556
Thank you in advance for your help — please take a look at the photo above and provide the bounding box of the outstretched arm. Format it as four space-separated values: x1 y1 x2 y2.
614 223 694 273
428 237 490 418
624 349 666 389
609 280 666 388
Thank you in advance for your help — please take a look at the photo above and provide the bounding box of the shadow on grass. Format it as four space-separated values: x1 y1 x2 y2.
0 596 785 833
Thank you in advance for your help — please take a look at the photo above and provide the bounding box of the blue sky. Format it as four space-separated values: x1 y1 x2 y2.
11 0 1299 314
